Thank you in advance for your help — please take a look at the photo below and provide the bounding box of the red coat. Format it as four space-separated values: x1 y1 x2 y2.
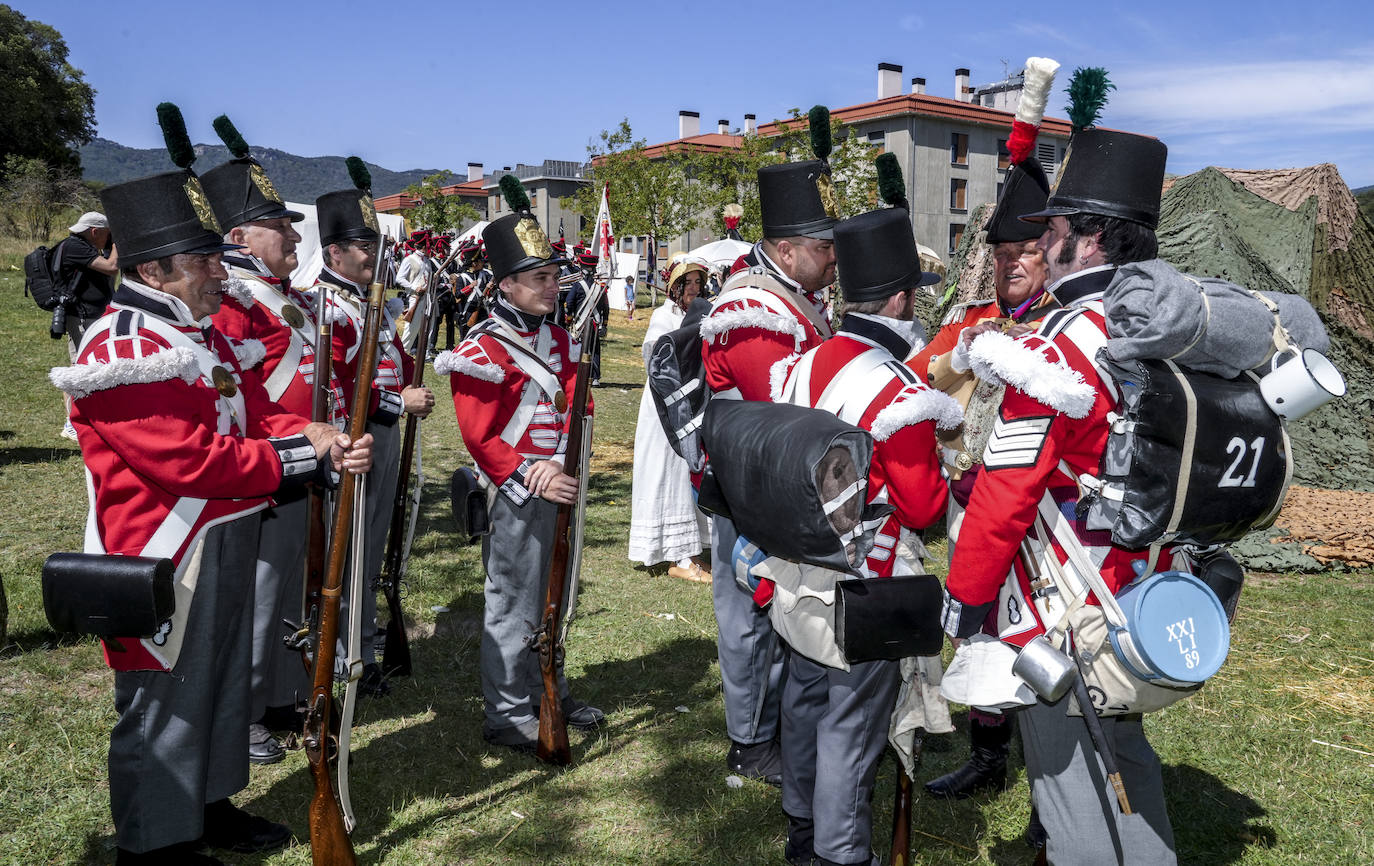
310 269 415 424
781 324 960 577
211 265 345 423
51 282 319 670
943 268 1168 646
437 315 590 505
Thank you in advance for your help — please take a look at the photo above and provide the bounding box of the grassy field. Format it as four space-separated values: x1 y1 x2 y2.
0 258 1372 866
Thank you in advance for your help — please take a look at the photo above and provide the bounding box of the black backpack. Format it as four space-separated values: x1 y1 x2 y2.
24 241 72 312
646 297 713 472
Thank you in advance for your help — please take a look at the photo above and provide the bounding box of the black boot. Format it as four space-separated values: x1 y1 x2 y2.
1025 804 1048 849
923 714 1011 798
784 813 815 866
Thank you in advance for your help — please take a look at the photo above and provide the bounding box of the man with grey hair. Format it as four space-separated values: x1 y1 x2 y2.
55 211 118 439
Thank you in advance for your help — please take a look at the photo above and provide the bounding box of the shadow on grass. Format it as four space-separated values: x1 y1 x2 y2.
1165 763 1274 863
0 445 80 466
0 625 89 659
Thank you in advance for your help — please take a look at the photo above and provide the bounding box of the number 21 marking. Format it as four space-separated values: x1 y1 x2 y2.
1219 436 1265 488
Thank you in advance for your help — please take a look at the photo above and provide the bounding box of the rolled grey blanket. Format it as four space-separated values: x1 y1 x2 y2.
1102 259 1328 378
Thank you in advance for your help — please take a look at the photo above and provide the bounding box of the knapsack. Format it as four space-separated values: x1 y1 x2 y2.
646 296 713 472
23 241 70 312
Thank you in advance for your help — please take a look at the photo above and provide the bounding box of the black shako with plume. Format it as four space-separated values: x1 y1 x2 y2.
316 155 380 247
482 173 563 284
96 102 239 267
200 114 303 229
757 104 839 239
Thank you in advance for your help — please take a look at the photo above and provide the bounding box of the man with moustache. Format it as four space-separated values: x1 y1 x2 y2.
201 124 348 763
50 159 372 864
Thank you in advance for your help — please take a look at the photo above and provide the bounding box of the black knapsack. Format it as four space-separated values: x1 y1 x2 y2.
24 241 71 312
646 296 713 472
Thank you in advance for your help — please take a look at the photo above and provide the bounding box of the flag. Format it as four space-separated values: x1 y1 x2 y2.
558 217 565 246
592 182 615 279
646 234 657 288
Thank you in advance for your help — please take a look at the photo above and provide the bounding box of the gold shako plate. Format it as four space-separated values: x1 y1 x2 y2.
184 176 222 234
515 217 553 259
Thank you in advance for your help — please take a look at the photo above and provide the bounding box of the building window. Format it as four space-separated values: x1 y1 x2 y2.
490 194 500 214
950 132 968 165
997 138 1010 170
867 130 886 154
949 223 965 256
949 178 967 212
1037 140 1056 165
528 191 538 209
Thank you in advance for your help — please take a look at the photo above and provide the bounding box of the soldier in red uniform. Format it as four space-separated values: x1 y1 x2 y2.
200 121 348 764
436 193 604 753
773 207 959 866
941 129 1178 866
914 158 1057 804
51 163 371 865
310 181 435 697
699 159 838 785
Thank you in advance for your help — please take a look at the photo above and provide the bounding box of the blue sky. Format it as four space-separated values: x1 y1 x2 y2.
18 0 1374 187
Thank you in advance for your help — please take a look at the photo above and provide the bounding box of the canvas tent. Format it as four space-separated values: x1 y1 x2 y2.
288 201 405 287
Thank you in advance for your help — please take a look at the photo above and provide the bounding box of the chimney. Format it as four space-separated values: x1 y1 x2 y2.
467 162 483 182
744 113 757 134
718 119 730 134
955 68 971 102
878 62 903 99
911 77 926 95
678 110 700 138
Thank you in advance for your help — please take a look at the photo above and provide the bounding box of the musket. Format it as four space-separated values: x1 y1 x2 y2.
533 313 596 765
378 241 461 677
303 256 389 866
887 732 922 866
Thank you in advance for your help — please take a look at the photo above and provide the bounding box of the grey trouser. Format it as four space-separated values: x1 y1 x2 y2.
338 419 400 668
710 515 783 745
251 495 310 717
110 518 259 852
480 491 570 728
1020 695 1177 866
782 650 899 864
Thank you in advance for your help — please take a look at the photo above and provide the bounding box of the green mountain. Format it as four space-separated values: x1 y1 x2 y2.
79 138 450 201
1356 185 1374 224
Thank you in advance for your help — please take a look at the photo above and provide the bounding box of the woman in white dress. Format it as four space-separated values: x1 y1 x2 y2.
628 260 711 581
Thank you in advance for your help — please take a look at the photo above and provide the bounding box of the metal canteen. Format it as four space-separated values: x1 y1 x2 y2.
1012 634 1078 702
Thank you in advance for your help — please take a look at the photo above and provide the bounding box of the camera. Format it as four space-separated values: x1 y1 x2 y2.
49 304 68 340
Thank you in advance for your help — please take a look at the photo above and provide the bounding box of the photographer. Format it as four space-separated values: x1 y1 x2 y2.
55 212 118 440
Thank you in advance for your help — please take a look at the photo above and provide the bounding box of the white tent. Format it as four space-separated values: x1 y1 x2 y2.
603 252 640 311
287 201 405 287
686 238 751 269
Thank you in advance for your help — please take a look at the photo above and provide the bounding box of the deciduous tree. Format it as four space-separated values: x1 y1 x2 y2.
0 5 96 175
402 170 480 234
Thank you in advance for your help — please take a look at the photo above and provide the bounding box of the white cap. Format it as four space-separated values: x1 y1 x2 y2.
69 211 108 233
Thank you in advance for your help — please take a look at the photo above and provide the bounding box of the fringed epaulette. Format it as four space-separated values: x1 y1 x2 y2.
941 298 995 327
230 338 267 370
870 384 965 440
433 347 505 382
221 275 256 309
49 348 201 400
967 331 1095 418
768 353 801 402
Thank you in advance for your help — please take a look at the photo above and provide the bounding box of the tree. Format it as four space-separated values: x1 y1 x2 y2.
562 120 708 247
401 170 480 234
0 5 96 174
1 155 93 240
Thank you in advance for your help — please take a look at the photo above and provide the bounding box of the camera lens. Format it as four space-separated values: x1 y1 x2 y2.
50 305 67 339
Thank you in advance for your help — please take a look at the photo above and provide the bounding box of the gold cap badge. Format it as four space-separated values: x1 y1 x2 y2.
249 163 283 204
184 176 221 234
360 195 379 232
815 172 840 219
514 216 553 259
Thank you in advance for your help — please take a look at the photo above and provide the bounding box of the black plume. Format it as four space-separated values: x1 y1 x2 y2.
156 102 195 169
345 156 371 192
808 105 832 161
212 115 251 159
875 152 908 210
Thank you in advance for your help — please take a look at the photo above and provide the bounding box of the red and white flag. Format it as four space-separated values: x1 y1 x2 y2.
592 182 616 279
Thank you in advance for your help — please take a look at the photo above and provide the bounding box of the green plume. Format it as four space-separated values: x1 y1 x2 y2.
808 105 832 161
499 173 531 212
1065 67 1114 132
212 114 250 159
345 156 371 192
875 152 907 209
156 102 195 169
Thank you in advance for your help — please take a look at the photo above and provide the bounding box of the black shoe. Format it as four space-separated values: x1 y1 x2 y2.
359 662 391 698
259 703 304 732
482 718 540 754
200 799 293 854
784 813 815 866
924 716 1011 799
532 696 606 730
248 722 285 765
726 739 782 787
117 843 223 865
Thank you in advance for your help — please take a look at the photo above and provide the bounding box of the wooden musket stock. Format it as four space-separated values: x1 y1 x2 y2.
534 314 595 765
304 246 390 865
